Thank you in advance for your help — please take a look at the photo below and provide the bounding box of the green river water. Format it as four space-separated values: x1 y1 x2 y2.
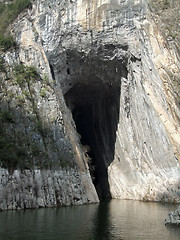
0 200 180 240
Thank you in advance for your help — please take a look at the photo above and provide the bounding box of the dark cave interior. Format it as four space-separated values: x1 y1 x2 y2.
64 82 120 200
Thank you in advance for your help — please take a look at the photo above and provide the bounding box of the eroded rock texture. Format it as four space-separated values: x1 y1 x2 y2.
0 0 180 209
165 206 180 225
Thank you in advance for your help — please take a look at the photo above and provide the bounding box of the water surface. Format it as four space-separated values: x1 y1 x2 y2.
0 200 180 240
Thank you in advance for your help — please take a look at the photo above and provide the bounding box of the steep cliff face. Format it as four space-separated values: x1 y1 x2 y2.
0 0 180 209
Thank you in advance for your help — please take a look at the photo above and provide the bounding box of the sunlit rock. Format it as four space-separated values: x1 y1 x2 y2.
0 0 180 210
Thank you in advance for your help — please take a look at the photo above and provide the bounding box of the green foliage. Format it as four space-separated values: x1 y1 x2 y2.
16 94 25 105
0 110 14 123
22 90 30 98
0 135 18 169
42 74 50 85
7 91 15 99
40 88 47 98
0 58 6 72
0 133 32 170
13 64 40 85
0 0 32 51
31 144 40 156
36 118 48 138
36 119 43 135
0 34 16 51
0 0 32 34
60 157 75 169
0 3 6 15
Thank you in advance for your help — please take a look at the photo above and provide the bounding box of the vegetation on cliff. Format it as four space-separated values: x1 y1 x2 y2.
0 64 43 170
0 59 75 172
0 0 32 51
149 0 180 107
149 0 180 49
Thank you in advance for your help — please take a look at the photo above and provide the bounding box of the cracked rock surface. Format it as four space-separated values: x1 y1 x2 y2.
0 0 180 209
165 206 180 225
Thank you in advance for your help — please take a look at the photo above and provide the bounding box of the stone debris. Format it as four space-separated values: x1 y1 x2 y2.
165 206 180 225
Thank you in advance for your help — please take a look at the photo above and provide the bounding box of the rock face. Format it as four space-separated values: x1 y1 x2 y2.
165 206 180 225
0 168 98 210
0 0 180 209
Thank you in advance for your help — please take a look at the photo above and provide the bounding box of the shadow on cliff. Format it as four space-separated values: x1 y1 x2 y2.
0 100 75 173
155 177 180 203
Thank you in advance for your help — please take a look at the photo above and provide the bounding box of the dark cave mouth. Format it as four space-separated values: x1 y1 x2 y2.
64 82 120 200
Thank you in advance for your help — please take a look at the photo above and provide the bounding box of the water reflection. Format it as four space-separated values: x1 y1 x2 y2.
93 201 112 240
0 200 180 240
92 200 180 240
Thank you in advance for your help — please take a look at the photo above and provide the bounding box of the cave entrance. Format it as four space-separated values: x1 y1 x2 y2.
64 82 120 200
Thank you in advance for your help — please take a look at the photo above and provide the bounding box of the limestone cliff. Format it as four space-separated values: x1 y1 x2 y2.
0 0 180 210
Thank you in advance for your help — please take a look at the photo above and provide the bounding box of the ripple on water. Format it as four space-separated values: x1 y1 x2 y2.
0 200 180 240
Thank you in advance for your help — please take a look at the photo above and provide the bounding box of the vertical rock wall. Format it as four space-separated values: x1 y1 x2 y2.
0 0 180 209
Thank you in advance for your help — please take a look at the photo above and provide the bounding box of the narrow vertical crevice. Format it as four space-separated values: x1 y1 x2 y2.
49 64 55 80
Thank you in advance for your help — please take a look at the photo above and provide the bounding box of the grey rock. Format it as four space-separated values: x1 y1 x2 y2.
165 206 180 225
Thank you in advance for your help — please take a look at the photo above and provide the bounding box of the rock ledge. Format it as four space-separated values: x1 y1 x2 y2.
165 206 180 225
